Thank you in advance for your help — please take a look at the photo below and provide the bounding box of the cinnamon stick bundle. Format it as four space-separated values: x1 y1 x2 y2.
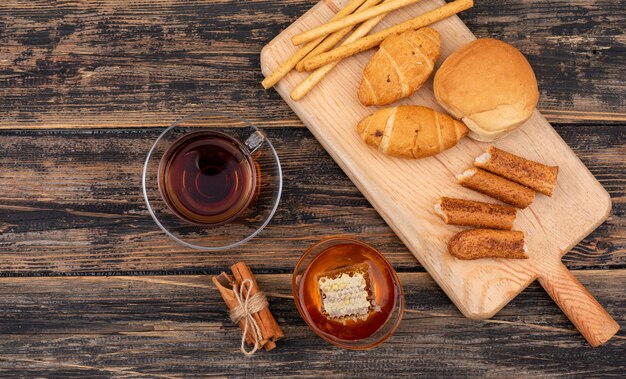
212 262 284 352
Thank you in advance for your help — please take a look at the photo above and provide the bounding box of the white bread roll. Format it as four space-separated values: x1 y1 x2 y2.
433 38 539 142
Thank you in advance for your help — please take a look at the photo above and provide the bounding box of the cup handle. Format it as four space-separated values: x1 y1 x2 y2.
244 130 266 154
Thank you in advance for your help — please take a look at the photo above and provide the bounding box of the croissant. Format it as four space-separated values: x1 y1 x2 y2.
357 105 469 159
358 27 441 106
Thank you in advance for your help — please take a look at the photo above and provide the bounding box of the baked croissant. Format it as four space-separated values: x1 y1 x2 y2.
357 105 469 159
358 27 441 106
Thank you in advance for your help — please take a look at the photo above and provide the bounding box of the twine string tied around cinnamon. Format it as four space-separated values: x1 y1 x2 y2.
229 278 269 356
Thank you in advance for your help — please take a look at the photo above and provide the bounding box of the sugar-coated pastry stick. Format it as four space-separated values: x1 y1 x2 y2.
291 3 391 100
292 0 424 45
261 0 368 89
457 168 535 209
448 229 528 260
295 0 383 72
434 197 517 230
475 146 559 196
300 0 473 71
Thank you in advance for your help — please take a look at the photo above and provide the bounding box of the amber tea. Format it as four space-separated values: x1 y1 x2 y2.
158 130 259 225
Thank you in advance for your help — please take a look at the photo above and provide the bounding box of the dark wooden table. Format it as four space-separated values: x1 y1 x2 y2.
0 0 624 377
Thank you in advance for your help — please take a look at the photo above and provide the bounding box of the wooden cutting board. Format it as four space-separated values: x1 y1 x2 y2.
260 0 619 346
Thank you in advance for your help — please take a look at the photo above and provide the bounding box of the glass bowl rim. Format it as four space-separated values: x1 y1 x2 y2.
141 111 283 251
291 236 405 350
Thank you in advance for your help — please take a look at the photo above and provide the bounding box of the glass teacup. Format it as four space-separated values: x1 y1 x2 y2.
143 112 282 250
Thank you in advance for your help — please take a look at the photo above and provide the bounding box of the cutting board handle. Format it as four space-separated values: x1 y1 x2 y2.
537 262 620 346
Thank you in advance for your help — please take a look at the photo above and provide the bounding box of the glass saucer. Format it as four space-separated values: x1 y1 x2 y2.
142 112 282 250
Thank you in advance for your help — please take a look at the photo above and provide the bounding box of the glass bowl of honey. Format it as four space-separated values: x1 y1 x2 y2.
292 237 404 350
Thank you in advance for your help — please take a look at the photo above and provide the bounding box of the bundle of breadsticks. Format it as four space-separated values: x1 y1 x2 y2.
261 0 474 101
435 146 559 260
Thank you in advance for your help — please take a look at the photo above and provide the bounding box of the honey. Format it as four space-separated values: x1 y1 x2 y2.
297 241 399 341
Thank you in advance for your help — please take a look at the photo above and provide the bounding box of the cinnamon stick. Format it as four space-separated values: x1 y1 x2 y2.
211 273 255 346
231 262 284 350
212 262 283 352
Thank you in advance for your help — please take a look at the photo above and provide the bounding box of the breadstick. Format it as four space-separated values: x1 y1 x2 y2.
291 5 390 100
457 168 535 209
300 0 473 71
449 229 528 260
261 0 368 89
434 197 517 230
292 0 424 45
475 146 559 196
296 0 383 72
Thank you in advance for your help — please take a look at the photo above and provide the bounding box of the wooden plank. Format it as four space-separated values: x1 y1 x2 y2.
0 0 624 129
0 126 623 274
0 271 622 376
462 0 626 123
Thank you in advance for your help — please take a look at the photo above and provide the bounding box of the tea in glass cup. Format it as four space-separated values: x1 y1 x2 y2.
158 130 264 225
142 112 282 251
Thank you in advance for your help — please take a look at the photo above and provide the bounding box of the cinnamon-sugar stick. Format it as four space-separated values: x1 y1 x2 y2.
231 262 284 350
457 168 535 209
474 146 559 196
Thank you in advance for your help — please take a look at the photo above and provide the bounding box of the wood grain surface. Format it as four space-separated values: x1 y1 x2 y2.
0 0 624 129
0 271 623 377
0 0 624 376
0 126 623 274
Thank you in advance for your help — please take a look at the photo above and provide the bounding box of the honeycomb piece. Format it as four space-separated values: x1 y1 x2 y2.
317 262 374 320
